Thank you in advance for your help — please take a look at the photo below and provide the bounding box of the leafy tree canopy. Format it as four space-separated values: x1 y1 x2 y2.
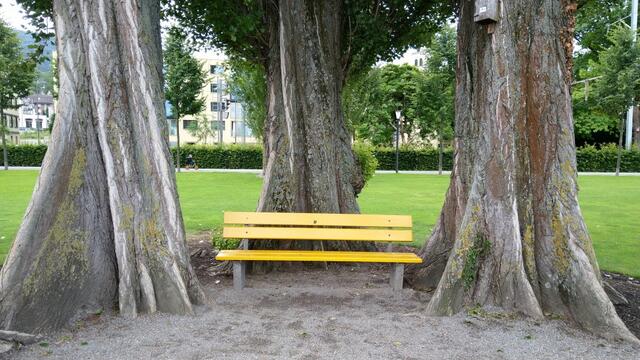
0 19 37 111
165 0 454 78
163 27 207 119
591 25 640 119
225 56 266 139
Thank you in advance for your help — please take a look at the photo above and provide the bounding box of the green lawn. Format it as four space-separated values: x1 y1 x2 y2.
1 171 638 276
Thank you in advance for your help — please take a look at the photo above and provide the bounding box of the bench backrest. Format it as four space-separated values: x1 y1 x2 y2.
223 212 413 243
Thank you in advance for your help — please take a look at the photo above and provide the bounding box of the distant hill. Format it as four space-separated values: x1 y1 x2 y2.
14 28 56 73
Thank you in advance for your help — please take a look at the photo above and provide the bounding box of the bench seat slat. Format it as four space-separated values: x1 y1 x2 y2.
223 226 412 242
216 250 423 264
224 212 412 228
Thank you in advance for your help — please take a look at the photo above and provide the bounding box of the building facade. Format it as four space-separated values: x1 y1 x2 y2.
1 105 21 145
167 53 257 146
18 94 54 132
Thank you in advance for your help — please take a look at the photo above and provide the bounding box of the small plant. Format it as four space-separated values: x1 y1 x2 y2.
353 141 378 184
461 235 491 290
211 228 240 250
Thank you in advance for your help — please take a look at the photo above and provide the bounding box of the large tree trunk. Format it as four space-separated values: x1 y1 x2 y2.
250 0 371 272
0 0 204 333
407 0 637 343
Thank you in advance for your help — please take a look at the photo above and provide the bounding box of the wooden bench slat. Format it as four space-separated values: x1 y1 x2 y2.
223 226 413 242
224 212 412 228
216 250 423 264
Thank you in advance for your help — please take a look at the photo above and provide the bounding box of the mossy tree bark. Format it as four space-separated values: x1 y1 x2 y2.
407 0 638 343
250 0 371 271
0 0 205 332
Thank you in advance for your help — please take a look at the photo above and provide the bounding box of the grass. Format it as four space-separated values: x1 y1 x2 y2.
0 171 638 276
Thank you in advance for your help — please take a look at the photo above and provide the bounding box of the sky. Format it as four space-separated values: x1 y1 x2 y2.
0 0 32 30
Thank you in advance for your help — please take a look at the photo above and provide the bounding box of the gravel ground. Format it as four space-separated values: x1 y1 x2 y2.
7 266 639 360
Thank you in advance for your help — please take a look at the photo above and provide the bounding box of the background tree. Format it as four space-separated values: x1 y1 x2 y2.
418 25 456 173
590 25 640 174
164 27 207 172
0 19 37 170
0 0 205 332
407 0 637 343
572 0 628 145
345 65 429 146
225 57 266 140
167 0 454 263
187 112 216 144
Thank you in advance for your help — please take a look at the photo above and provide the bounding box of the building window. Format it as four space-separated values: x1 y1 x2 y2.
231 121 252 137
210 65 224 74
210 83 218 93
168 119 177 136
183 120 196 129
25 119 32 128
210 102 227 112
419 58 423 67
211 120 225 131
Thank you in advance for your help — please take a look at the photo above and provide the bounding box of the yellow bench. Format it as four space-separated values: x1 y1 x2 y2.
216 212 422 290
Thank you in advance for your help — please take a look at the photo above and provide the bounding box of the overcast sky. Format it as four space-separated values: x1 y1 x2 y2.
0 0 33 30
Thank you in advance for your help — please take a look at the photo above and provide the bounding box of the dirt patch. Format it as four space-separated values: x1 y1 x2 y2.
187 239 640 340
606 271 640 338
11 265 639 360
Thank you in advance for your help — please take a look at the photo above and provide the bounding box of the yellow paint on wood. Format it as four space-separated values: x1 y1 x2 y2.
216 250 423 264
224 212 412 228
223 226 412 242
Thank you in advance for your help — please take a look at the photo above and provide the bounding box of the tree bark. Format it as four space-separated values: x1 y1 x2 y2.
0 0 204 333
407 0 637 343
250 0 371 271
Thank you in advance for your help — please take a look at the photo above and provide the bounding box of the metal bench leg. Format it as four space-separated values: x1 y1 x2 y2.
233 261 246 290
390 264 404 291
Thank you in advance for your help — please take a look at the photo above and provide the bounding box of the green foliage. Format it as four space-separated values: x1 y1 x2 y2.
418 26 456 144
591 25 640 118
167 1 454 78
3 144 47 166
171 144 263 169
461 236 491 290
7 143 640 172
225 56 266 139
163 27 207 120
0 18 38 111
186 113 216 144
352 142 378 183
343 27 456 146
373 147 454 171
576 144 640 172
211 228 239 251
345 64 431 145
574 0 627 72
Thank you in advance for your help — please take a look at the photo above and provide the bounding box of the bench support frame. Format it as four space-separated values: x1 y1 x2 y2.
390 264 404 291
233 261 246 290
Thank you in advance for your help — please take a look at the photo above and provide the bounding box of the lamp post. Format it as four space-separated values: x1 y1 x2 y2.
395 109 401 174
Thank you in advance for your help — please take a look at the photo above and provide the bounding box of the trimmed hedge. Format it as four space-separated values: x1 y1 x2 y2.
172 144 262 169
373 147 453 171
576 145 640 172
4 143 640 172
3 144 48 167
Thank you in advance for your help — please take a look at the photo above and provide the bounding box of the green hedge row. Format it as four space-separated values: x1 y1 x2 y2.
172 144 263 169
373 147 454 171
4 144 640 172
3 144 48 167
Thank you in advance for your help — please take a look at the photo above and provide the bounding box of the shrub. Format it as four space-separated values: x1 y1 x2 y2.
211 228 240 250
352 142 378 183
